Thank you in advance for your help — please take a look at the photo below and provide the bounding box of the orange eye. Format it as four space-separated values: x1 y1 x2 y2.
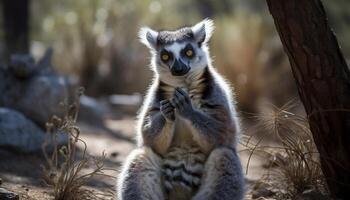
161 54 169 61
186 49 193 57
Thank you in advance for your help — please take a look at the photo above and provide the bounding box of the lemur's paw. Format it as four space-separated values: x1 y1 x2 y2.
171 87 194 118
160 99 175 121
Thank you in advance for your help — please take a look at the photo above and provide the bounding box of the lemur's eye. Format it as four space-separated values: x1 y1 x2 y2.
160 50 172 62
183 44 195 58
161 54 169 61
185 49 194 57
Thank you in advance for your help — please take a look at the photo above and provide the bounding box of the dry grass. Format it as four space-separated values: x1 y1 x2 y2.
241 101 329 198
41 88 115 200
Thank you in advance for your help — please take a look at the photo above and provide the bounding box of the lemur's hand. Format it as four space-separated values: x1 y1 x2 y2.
160 99 175 122
171 87 194 118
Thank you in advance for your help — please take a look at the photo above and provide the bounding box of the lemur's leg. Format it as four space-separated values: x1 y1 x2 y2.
117 147 165 200
192 147 245 200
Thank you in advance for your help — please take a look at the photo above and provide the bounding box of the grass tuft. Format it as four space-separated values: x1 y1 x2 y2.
41 88 115 200
241 101 329 198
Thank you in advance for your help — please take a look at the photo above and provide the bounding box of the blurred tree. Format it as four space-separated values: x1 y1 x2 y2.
193 0 233 18
194 0 215 17
324 0 350 57
266 0 350 198
1 0 30 61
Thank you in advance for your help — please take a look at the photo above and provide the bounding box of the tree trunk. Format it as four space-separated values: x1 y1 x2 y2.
1 0 30 61
266 0 350 199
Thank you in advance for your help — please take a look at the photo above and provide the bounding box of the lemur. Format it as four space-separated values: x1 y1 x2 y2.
117 19 245 200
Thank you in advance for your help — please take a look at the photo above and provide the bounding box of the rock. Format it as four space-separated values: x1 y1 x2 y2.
252 182 276 199
78 95 108 127
0 178 2 185
35 47 55 75
110 152 119 158
8 54 36 79
14 75 68 127
295 189 328 200
7 48 55 78
108 93 142 114
0 188 19 200
0 48 68 128
252 188 276 199
0 108 67 153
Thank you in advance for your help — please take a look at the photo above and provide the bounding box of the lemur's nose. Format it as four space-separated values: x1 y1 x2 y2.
171 59 190 76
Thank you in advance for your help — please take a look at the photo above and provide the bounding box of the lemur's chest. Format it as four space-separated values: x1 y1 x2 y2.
162 85 204 147
161 85 207 199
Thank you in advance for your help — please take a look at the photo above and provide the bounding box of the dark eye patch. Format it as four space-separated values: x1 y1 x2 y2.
181 44 195 58
160 49 173 62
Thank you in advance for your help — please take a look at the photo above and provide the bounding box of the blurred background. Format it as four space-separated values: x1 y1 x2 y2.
1 0 350 112
0 0 349 199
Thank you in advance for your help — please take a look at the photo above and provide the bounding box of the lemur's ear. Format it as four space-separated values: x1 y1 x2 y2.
191 19 214 46
139 27 158 49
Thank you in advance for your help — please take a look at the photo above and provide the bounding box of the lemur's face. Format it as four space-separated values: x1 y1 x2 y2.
157 39 201 76
139 19 214 77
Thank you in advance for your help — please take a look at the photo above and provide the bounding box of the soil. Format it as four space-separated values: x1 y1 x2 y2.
0 113 268 200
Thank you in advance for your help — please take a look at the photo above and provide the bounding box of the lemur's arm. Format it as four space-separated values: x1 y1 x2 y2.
171 88 236 153
141 99 175 154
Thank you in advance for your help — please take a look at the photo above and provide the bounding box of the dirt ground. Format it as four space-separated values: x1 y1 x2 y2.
0 113 268 200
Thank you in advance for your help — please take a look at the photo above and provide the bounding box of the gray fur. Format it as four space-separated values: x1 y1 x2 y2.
158 28 194 46
118 19 245 200
160 99 175 121
192 147 245 200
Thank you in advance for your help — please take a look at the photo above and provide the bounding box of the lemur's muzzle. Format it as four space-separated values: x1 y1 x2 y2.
171 59 190 76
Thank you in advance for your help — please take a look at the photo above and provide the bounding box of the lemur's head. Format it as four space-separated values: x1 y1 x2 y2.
139 19 214 77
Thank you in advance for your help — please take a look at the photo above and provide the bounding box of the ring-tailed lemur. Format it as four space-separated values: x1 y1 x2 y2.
117 19 245 200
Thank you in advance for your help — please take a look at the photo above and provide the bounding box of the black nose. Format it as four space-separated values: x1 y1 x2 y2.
171 59 190 76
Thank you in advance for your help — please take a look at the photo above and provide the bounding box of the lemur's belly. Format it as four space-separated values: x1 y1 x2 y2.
163 117 207 199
